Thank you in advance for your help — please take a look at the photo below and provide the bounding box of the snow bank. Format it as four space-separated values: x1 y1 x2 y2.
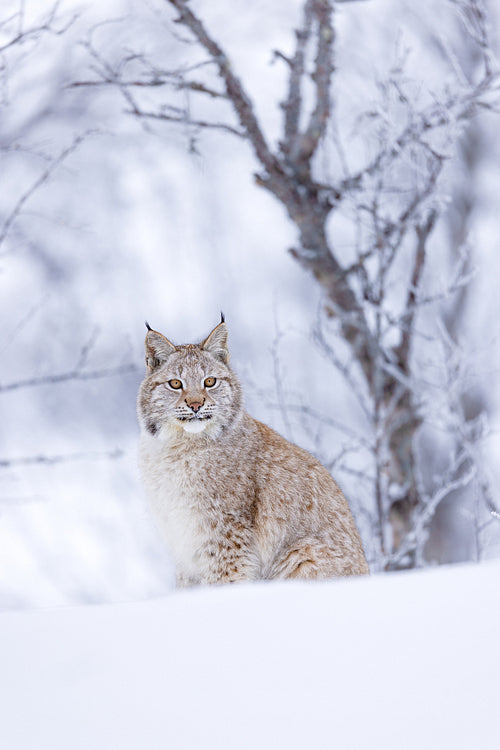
1 560 499 750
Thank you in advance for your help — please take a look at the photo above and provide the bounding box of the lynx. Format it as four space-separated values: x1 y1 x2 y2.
137 317 369 586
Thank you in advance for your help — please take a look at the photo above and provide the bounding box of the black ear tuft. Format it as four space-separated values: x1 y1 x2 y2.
220 311 225 324
145 321 153 331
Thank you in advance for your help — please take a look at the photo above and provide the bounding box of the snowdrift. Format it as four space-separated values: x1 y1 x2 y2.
1 560 499 750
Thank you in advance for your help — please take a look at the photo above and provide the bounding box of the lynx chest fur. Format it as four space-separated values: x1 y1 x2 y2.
137 318 369 587
139 426 261 585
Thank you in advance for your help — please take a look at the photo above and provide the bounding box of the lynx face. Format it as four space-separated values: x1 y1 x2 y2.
137 321 242 438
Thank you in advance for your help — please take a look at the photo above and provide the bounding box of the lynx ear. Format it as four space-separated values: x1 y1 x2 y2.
201 320 229 364
144 327 176 373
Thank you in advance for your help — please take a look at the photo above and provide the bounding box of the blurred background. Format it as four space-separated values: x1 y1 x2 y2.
1 0 499 609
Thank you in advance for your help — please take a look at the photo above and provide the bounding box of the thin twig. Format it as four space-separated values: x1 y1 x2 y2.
166 0 281 175
0 363 138 394
396 210 437 372
0 448 124 469
125 107 245 138
0 132 91 249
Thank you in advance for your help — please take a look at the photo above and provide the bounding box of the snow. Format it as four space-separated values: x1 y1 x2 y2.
1 560 499 750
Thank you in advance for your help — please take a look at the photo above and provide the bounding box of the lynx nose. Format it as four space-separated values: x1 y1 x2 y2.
186 399 204 413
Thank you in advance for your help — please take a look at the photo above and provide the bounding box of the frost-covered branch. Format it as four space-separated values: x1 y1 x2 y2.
0 133 90 251
167 0 281 174
0 362 138 394
0 0 76 56
0 448 124 470
385 452 477 569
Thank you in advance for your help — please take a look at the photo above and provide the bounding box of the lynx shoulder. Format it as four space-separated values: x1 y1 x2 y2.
137 318 369 586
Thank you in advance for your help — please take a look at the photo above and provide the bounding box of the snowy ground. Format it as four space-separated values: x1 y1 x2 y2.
1 559 499 750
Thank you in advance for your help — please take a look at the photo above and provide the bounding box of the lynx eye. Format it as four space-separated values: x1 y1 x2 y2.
204 377 216 388
168 379 183 390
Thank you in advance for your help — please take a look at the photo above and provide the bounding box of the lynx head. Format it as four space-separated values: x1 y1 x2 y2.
137 317 243 439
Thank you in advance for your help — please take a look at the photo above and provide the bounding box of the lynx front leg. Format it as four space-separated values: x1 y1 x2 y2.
200 551 261 585
197 533 261 585
202 568 252 585
175 563 252 588
192 511 261 585
270 538 355 580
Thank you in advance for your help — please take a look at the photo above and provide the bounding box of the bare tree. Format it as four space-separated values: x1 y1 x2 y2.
79 0 500 569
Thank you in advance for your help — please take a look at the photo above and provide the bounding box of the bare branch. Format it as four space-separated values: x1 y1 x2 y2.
396 210 437 373
68 64 227 100
0 1 77 55
385 453 476 568
0 132 91 250
336 73 500 198
124 106 245 138
289 244 378 392
450 0 495 76
297 0 335 164
0 362 138 394
0 448 124 469
313 312 372 417
74 325 101 370
279 0 314 158
166 0 280 175
270 402 373 451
